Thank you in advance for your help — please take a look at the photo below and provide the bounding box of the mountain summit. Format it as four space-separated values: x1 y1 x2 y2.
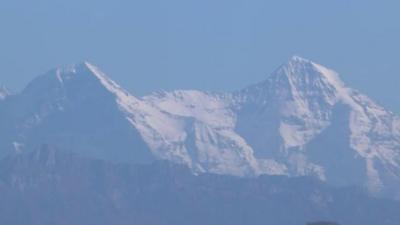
0 57 399 199
234 57 400 195
0 62 153 163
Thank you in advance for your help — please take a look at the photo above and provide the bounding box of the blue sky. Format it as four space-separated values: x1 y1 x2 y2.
1 0 399 112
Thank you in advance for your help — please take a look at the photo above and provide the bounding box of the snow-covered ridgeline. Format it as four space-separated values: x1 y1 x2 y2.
1 56 400 198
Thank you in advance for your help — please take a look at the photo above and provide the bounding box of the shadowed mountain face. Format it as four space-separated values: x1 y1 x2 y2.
0 57 399 198
0 146 399 225
0 63 153 163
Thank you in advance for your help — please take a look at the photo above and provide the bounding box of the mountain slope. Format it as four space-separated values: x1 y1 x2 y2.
141 90 262 176
1 146 399 225
0 57 399 198
230 56 400 196
0 63 153 163
141 56 400 198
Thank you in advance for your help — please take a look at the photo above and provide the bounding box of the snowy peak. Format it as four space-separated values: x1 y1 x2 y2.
272 56 346 98
239 56 350 108
273 56 344 86
82 62 128 94
286 55 314 67
27 61 117 89
22 61 138 105
0 62 152 163
54 61 122 90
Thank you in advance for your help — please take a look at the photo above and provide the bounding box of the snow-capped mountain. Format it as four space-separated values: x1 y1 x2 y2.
232 56 400 195
0 63 153 163
0 57 399 198
142 56 400 197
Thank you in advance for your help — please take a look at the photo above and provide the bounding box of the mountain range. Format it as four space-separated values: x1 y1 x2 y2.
1 56 399 199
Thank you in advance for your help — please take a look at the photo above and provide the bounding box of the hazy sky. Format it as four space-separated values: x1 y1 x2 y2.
1 0 399 112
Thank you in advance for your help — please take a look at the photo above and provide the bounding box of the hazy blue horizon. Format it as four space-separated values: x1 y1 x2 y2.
1 0 399 112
